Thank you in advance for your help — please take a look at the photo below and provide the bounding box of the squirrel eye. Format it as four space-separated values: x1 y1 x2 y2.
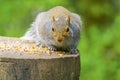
66 28 69 32
52 27 54 31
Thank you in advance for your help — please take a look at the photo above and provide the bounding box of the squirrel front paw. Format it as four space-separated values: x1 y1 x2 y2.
48 46 57 51
69 49 79 54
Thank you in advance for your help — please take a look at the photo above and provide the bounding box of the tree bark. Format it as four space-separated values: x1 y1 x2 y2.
0 36 80 80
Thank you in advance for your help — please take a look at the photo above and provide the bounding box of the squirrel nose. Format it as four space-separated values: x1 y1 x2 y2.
58 39 62 42
57 37 63 42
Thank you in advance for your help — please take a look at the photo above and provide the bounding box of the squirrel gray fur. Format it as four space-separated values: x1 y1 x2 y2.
21 6 82 54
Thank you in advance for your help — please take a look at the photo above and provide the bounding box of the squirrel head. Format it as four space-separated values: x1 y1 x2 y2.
51 16 70 43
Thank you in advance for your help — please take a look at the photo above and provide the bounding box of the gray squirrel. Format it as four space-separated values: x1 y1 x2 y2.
21 6 82 54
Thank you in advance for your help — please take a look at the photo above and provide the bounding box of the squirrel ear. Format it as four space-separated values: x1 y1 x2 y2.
52 16 55 22
66 16 70 25
52 16 56 26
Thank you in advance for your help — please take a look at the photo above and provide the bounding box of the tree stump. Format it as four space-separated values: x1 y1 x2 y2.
0 36 80 80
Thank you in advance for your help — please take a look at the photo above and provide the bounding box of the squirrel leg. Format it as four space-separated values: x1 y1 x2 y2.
69 49 79 54
36 41 57 51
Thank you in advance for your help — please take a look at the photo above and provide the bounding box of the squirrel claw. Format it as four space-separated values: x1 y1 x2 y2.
48 46 57 51
69 49 79 54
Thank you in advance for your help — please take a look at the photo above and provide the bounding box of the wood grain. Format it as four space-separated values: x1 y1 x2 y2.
0 36 80 80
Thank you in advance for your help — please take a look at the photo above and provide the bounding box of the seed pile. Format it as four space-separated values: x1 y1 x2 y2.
0 37 65 56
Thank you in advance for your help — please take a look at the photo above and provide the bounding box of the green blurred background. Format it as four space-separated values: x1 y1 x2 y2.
0 0 120 80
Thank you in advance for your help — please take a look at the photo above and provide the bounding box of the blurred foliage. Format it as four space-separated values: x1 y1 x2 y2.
0 0 120 80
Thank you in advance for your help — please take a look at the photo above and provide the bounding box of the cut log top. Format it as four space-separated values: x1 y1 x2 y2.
0 36 79 59
0 36 80 80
